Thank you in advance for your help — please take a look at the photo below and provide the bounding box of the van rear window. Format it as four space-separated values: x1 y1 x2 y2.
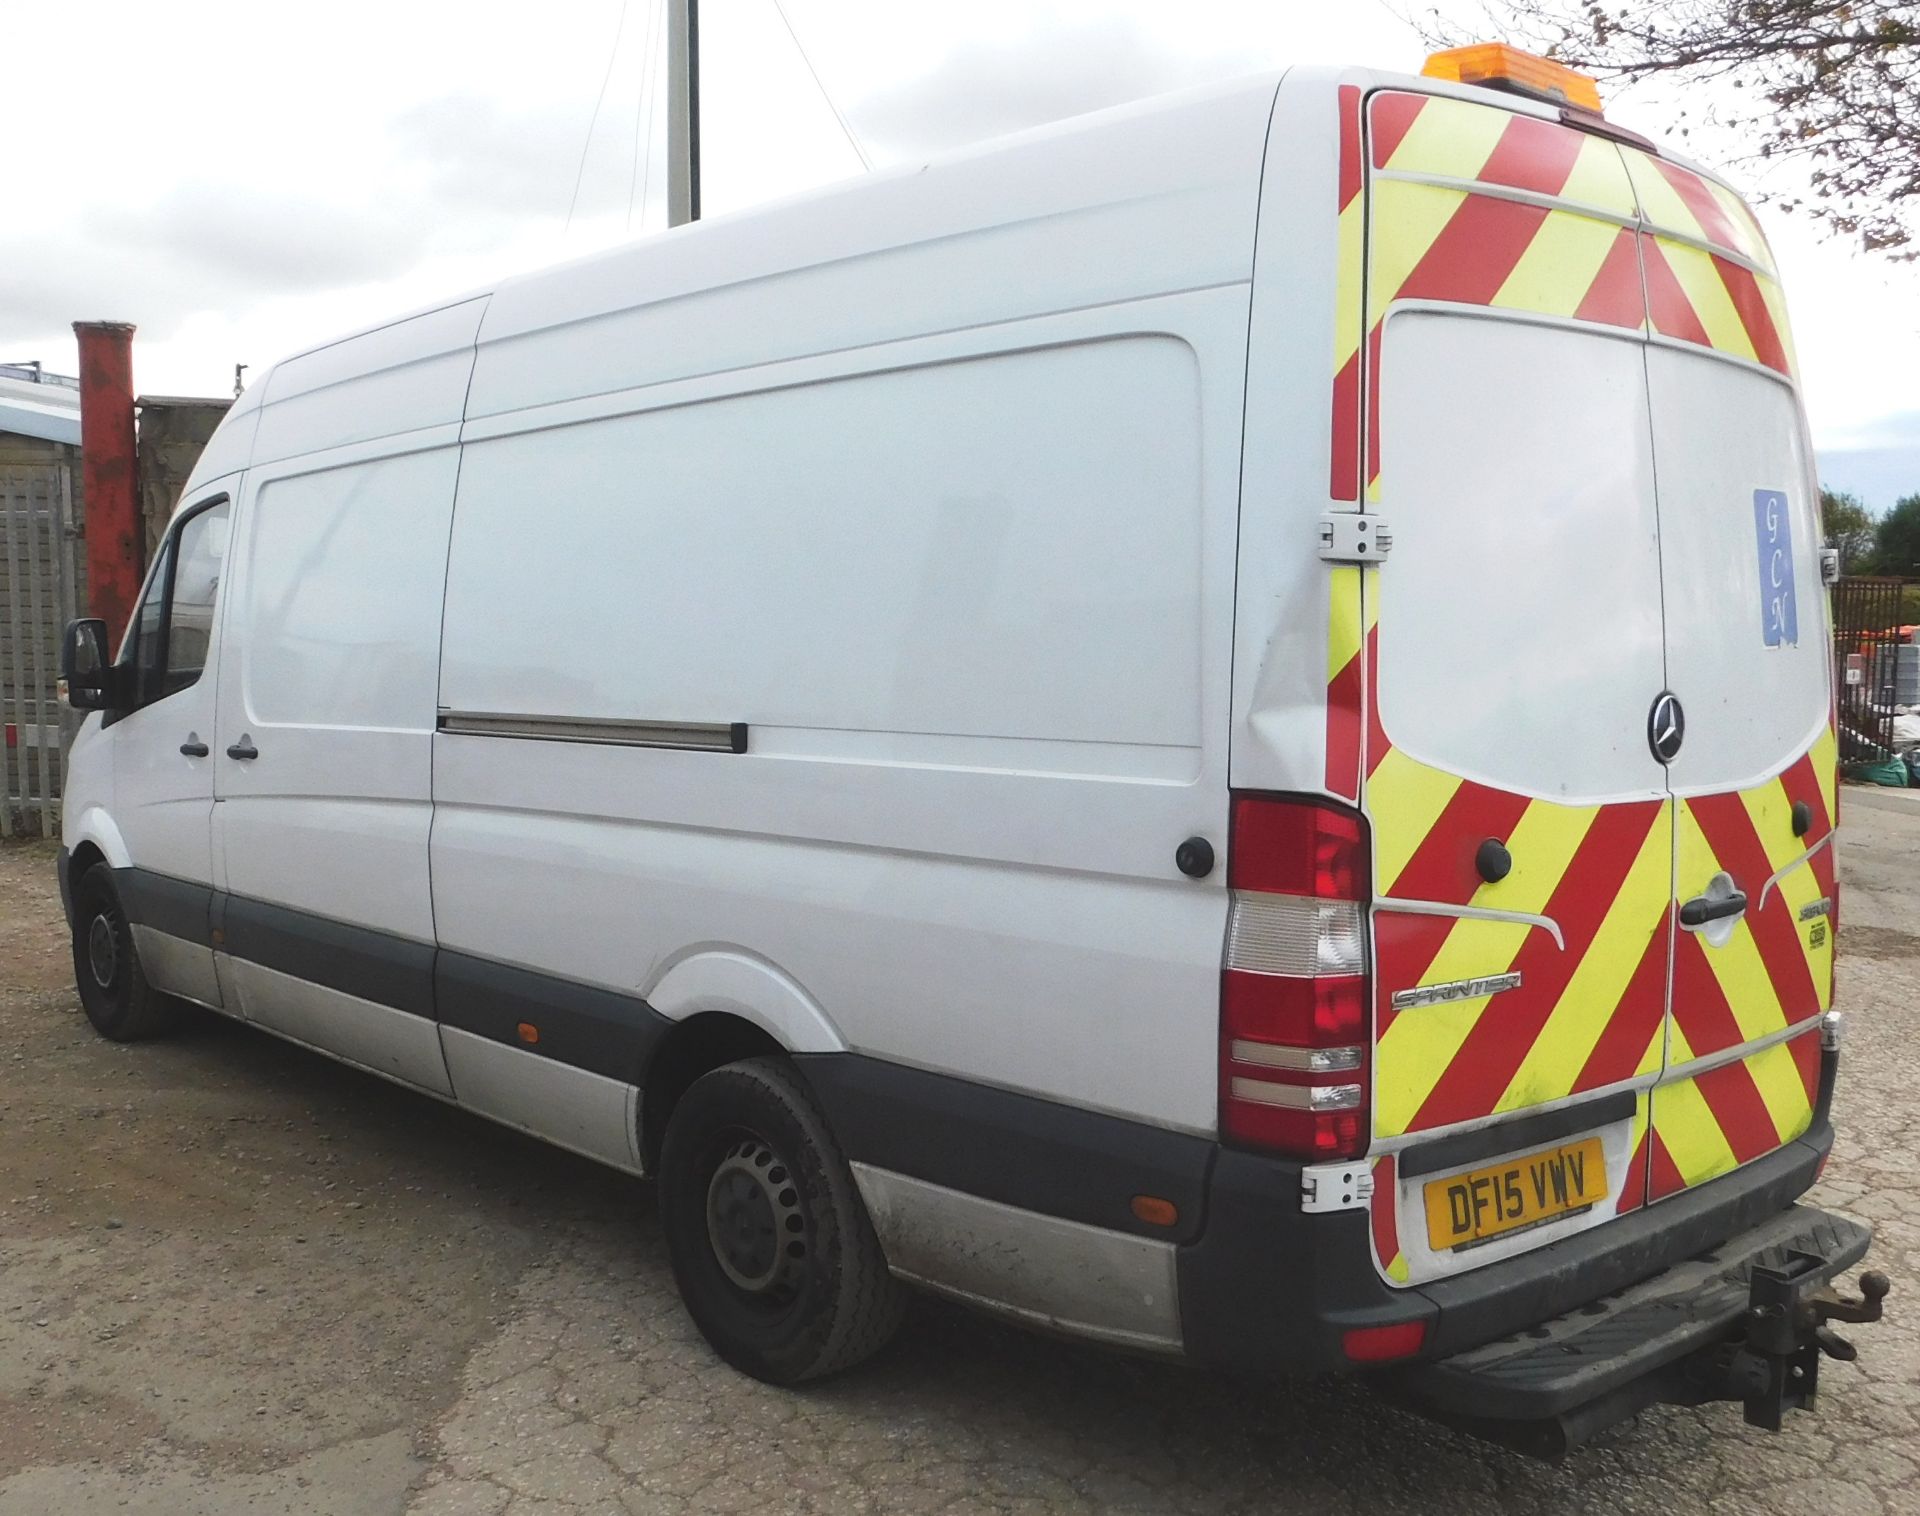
1373 313 1671 803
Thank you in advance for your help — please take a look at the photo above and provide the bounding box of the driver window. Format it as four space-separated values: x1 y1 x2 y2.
162 502 229 696
124 499 231 709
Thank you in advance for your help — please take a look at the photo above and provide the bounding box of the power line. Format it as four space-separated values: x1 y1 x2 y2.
629 0 664 233
567 0 636 235
768 0 872 171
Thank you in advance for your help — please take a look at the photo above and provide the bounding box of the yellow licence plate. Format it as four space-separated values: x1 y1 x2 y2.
1423 1137 1608 1251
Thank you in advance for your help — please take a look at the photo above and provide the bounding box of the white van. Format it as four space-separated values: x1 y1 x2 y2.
59 47 1886 1451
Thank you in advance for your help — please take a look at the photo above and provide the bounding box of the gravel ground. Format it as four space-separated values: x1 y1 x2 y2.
0 790 1915 1515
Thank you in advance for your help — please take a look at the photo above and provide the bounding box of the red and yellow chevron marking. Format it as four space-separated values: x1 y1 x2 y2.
1649 1024 1822 1200
1616 1097 1654 1214
1670 728 1838 1065
1330 83 1366 504
1370 752 1673 1139
1323 565 1375 800
1351 87 1825 1149
1358 90 1797 499
1370 1153 1410 1282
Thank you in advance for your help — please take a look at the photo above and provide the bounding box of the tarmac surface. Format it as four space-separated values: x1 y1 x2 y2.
1 785 1916 1514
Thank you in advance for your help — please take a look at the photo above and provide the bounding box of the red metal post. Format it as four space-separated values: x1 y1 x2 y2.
72 320 142 640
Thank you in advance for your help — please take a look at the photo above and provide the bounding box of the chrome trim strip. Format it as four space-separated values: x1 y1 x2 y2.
1370 170 1778 282
1374 896 1565 951
1758 833 1835 910
1659 1016 1826 1085
1370 1018 1830 1156
438 710 747 753
850 1164 1182 1354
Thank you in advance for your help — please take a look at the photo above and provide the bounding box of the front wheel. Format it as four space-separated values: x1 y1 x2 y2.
69 866 178 1042
658 1056 905 1383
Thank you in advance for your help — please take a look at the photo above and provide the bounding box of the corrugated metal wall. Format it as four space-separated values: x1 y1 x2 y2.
1 444 84 837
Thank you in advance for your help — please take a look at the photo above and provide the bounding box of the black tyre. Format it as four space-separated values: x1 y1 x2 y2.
70 865 178 1042
658 1055 905 1383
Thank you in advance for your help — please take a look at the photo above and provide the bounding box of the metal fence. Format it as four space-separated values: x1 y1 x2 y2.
1832 575 1916 764
2 464 82 837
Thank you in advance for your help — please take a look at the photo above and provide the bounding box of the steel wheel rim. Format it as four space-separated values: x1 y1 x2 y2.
86 912 119 991
704 1137 807 1300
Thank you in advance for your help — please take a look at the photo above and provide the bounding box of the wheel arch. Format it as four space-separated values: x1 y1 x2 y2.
638 1011 787 1173
66 808 130 873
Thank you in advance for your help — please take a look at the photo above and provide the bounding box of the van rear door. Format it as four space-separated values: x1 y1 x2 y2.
1355 92 1675 1286
1624 153 1834 1202
1350 89 1835 1284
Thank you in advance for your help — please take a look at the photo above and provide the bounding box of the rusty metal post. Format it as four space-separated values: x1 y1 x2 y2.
72 320 142 640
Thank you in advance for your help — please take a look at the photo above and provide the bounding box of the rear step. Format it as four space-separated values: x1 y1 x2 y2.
1382 1205 1886 1459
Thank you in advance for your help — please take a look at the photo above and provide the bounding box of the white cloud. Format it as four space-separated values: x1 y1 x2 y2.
3 0 1912 464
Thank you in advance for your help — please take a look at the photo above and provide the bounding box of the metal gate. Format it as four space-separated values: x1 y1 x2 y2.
2 464 82 837
1832 575 1915 763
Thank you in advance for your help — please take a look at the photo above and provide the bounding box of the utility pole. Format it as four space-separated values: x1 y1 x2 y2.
666 0 701 226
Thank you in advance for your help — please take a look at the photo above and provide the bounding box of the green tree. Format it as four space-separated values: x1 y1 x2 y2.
1821 487 1879 571
1438 2 1920 256
1874 493 1920 575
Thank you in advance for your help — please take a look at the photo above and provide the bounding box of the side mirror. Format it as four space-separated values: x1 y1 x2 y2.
62 618 119 712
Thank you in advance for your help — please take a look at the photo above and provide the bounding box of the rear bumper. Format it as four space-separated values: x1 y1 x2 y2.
1178 1079 1837 1377
1384 1201 1871 1427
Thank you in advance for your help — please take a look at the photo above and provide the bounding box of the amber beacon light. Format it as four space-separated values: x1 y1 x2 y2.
1422 43 1604 114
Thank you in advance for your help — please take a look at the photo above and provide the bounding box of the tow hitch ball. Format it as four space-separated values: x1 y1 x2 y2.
1715 1253 1892 1431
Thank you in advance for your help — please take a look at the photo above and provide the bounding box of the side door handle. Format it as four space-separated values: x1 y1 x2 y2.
1680 890 1748 927
179 736 210 757
225 736 259 761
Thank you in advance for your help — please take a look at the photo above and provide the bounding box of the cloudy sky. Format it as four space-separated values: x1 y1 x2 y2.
7 0 1915 506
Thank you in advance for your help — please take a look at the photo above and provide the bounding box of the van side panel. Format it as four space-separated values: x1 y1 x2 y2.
434 288 1253 1135
467 82 1276 421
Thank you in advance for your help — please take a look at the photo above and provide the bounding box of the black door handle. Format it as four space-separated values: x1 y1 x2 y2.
225 737 259 760
179 739 209 757
1680 890 1748 927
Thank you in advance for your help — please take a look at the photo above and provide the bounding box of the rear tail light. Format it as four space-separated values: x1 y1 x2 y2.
1220 796 1372 1160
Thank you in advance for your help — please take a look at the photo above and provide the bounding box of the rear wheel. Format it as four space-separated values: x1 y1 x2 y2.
69 866 178 1042
658 1056 905 1383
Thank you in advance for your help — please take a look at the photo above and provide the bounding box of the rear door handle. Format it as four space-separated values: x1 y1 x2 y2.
1680 890 1748 927
179 737 209 757
225 737 259 761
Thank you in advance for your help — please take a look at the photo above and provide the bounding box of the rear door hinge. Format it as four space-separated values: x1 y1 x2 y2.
1300 1160 1375 1214
1319 513 1391 563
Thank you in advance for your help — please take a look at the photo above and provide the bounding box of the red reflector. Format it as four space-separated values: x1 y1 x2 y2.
1222 1099 1366 1159
1222 971 1366 1048
1342 1320 1427 1363
1229 796 1368 899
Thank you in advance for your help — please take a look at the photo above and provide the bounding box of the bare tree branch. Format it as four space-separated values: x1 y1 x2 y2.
1418 2 1920 256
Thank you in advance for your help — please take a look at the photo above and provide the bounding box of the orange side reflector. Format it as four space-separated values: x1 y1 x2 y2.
1130 1195 1179 1228
1423 43 1603 114
516 1022 540 1046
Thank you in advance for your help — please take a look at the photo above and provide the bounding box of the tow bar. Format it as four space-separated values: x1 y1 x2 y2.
1678 1254 1892 1431
1382 1206 1890 1459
